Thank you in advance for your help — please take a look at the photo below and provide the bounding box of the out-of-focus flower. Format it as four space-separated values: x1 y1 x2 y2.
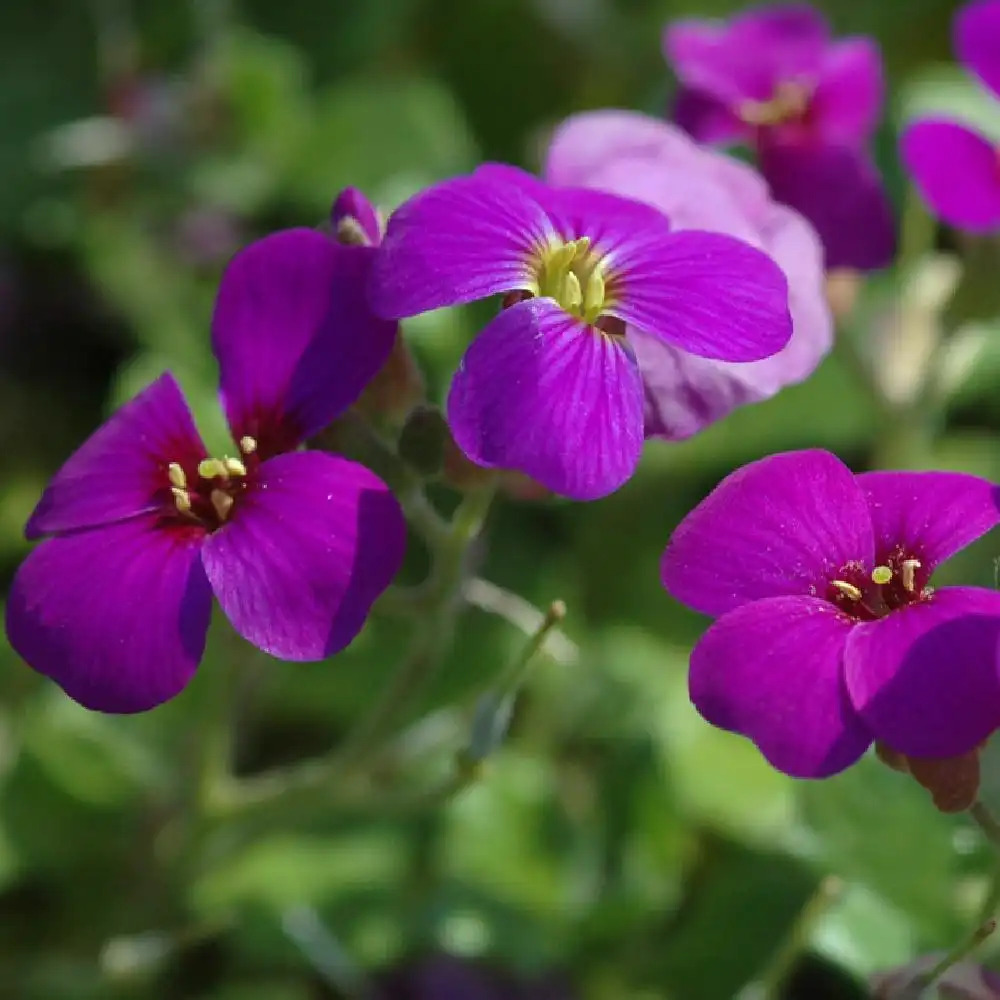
663 2 895 270
872 955 1000 998
6 229 404 713
172 206 243 269
545 110 832 439
374 953 576 1000
369 165 792 500
661 449 1000 778
902 0 1000 231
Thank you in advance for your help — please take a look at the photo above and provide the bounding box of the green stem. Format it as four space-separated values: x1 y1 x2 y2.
971 800 1000 851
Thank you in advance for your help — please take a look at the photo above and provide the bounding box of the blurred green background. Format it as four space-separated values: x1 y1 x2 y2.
2 0 998 998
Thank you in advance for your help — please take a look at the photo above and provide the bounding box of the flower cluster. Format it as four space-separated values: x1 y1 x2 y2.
903 0 1000 231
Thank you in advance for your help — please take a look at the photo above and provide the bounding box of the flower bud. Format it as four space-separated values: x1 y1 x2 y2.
331 186 382 247
354 333 426 425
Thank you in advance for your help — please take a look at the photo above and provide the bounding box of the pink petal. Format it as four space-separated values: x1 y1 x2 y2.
901 119 1000 232
857 470 1000 570
673 88 748 144
956 0 1000 100
6 518 211 712
609 228 792 362
689 595 870 778
213 229 396 456
662 449 874 617
812 38 884 143
201 452 406 660
369 171 555 319
447 298 644 501
844 587 1000 758
26 372 206 540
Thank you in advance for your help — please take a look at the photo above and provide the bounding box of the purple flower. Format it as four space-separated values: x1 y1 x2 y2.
332 186 383 247
872 956 1000 999
545 110 832 440
664 2 895 270
661 449 1000 778
6 227 406 713
902 1 1000 232
369 165 792 500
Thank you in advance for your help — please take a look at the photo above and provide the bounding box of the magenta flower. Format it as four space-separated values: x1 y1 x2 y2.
6 227 406 713
664 2 895 270
369 165 792 500
545 110 832 440
902 0 1000 231
661 449 1000 778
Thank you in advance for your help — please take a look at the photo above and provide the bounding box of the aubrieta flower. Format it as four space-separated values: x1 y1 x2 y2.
902 0 1000 231
664 2 895 270
661 449 1000 778
369 164 792 500
544 110 832 440
6 225 405 713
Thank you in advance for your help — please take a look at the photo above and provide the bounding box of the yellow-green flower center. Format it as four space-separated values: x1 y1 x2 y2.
530 237 612 325
738 80 811 127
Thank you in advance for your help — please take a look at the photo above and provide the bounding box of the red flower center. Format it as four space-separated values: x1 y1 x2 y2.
826 549 931 622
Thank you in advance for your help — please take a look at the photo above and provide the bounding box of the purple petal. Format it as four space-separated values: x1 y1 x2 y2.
26 372 206 540
6 518 211 712
369 171 555 318
760 140 896 270
608 228 792 362
673 88 748 144
201 452 406 660
812 38 884 143
664 6 828 105
213 229 397 457
662 449 874 617
330 186 381 245
857 470 1000 570
447 298 644 501
689 595 870 778
844 587 1000 757
901 120 1000 233
956 0 1000 100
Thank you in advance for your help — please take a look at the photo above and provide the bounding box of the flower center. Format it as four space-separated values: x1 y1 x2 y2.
530 237 613 325
166 435 257 531
826 552 929 622
737 80 812 127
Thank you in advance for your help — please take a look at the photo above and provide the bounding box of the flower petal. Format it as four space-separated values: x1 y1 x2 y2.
607 228 792 362
844 587 1000 757
26 372 206 540
662 449 874 616
370 171 555 318
447 298 644 501
673 88 748 144
857 470 1000 569
812 38 884 143
689 595 870 778
956 0 1000 100
213 229 396 456
330 186 381 246
760 140 896 270
900 120 1000 233
6 518 211 712
201 452 406 660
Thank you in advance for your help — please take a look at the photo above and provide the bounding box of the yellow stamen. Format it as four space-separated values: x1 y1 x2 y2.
901 558 922 593
562 271 583 312
583 270 605 321
171 487 192 513
239 436 258 455
223 456 247 477
211 489 234 522
167 462 187 489
871 565 893 586
198 458 229 480
547 241 578 274
571 236 592 260
831 580 862 601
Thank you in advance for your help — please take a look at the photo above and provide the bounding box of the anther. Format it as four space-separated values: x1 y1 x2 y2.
831 580 863 601
171 487 192 513
562 271 583 311
571 236 591 261
167 462 187 489
871 565 893 586
223 456 247 476
239 436 258 455
198 458 229 480
901 559 922 593
548 242 577 274
210 489 234 522
583 270 605 319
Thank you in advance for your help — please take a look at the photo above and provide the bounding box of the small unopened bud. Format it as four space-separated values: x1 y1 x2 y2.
398 405 448 478
330 186 382 247
876 740 985 813
355 334 426 425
